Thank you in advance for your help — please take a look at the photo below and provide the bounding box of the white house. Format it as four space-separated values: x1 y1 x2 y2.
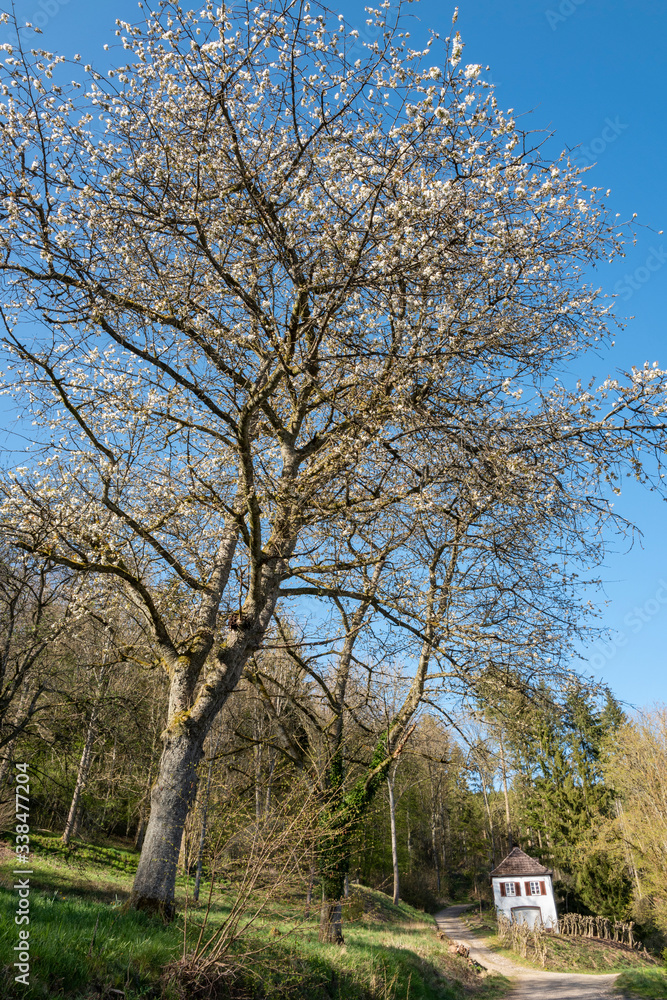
490 847 558 930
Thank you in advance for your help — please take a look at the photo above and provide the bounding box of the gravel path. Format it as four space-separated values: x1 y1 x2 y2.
434 905 626 999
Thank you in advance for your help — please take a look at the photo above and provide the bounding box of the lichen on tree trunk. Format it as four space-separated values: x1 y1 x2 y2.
128 729 205 920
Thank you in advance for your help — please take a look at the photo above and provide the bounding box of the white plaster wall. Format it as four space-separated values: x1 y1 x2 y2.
492 876 558 929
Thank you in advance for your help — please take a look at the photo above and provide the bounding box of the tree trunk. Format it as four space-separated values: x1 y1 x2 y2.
318 764 348 945
62 697 102 845
318 799 347 944
0 753 12 799
320 893 344 944
135 724 159 850
615 798 642 897
431 802 441 894
264 749 275 816
70 803 83 841
128 729 205 919
193 735 219 903
0 738 18 799
134 812 146 851
388 769 400 906
305 863 315 918
317 725 413 943
480 772 496 866
253 718 263 822
62 662 111 846
499 733 513 850
0 683 34 797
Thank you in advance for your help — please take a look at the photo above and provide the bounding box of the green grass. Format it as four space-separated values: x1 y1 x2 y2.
0 835 510 999
1 830 140 901
0 889 178 998
614 968 667 998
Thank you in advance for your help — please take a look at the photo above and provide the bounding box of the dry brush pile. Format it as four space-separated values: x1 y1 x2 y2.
498 911 646 969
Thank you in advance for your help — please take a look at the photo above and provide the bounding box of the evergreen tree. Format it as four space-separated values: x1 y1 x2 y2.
512 684 631 917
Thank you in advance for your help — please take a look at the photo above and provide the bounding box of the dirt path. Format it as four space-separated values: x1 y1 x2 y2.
435 905 627 999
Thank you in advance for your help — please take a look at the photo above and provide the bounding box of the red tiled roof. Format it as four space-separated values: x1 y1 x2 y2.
489 847 553 877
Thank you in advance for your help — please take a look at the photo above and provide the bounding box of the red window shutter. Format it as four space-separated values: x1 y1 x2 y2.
515 882 521 895
540 881 547 896
525 881 531 895
500 882 506 897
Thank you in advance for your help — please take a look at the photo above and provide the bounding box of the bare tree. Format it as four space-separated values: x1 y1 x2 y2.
60 642 112 845
387 763 400 906
0 549 85 792
249 476 587 941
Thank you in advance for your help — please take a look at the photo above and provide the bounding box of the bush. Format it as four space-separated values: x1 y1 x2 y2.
397 873 439 913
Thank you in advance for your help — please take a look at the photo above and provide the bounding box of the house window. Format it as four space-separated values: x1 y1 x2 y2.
529 881 541 896
505 882 516 896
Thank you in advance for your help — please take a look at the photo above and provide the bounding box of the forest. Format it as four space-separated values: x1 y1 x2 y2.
2 571 667 949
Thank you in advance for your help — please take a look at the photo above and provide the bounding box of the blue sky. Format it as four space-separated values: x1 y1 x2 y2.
2 0 666 709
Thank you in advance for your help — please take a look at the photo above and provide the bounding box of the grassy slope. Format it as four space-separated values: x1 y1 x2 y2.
461 910 660 976
0 832 509 1000
612 968 667 998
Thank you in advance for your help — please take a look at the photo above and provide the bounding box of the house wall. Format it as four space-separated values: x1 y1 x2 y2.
491 876 558 929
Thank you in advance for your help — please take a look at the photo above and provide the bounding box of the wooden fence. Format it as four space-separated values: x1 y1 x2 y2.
497 914 548 966
557 912 637 948
497 911 641 968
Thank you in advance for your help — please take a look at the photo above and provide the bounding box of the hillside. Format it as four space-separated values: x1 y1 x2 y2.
0 832 509 1000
